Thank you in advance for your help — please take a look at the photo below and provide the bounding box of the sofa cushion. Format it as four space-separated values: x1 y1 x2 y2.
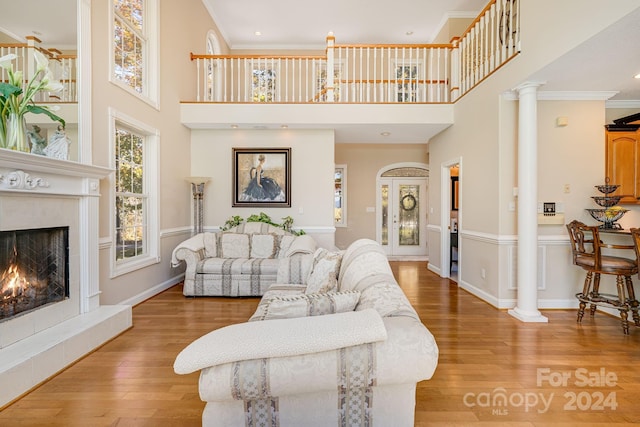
203 232 218 258
173 308 387 375
219 233 250 258
276 253 314 284
250 233 278 258
254 290 360 321
277 235 296 258
284 235 317 257
305 248 342 294
197 257 279 275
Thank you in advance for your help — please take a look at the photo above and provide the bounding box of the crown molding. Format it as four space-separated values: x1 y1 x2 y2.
503 91 619 101
605 99 640 109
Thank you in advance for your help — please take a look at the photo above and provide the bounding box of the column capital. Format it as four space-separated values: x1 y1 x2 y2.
512 81 546 95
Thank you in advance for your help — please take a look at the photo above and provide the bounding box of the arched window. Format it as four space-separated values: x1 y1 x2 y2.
206 31 221 102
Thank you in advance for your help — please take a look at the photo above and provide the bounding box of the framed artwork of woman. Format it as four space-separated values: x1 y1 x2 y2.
233 147 291 207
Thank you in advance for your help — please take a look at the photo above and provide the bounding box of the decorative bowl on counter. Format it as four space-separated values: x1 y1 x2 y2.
591 195 622 207
586 208 628 229
595 184 620 194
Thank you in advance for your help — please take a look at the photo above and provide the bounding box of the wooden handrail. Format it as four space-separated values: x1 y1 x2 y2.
337 79 448 84
334 43 453 49
190 53 325 61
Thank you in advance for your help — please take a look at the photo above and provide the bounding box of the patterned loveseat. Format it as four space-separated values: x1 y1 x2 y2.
174 238 439 426
170 223 317 297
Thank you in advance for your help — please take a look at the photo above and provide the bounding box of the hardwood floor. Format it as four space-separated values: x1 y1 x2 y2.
2 261 640 426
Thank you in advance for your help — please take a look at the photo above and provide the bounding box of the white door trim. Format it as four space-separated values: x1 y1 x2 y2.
441 157 461 279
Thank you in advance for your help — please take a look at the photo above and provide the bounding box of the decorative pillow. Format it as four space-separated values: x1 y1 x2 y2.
203 232 218 258
219 233 250 258
250 233 277 259
276 253 314 284
255 290 360 321
305 248 342 294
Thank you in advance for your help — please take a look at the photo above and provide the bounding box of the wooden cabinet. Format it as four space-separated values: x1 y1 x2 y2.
606 128 640 204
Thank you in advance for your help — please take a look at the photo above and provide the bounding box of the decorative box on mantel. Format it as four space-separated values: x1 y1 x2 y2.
0 149 132 408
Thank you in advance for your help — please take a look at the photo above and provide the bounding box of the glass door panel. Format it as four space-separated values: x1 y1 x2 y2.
378 178 427 257
398 184 419 246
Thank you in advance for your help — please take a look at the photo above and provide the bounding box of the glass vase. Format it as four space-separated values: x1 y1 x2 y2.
6 112 29 153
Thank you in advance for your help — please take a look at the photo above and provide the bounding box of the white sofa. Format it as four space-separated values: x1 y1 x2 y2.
174 238 439 426
171 223 317 297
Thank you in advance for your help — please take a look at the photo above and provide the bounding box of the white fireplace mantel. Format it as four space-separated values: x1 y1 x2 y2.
0 149 131 408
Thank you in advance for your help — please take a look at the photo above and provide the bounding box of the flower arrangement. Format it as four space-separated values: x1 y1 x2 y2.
0 50 65 151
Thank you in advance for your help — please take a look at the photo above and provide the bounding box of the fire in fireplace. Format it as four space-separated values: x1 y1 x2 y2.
0 227 69 321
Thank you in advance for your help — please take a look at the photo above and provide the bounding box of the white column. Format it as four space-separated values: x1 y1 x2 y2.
508 82 548 323
326 32 335 102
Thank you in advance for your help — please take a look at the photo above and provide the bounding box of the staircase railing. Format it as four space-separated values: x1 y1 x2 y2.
188 0 520 104
0 37 77 103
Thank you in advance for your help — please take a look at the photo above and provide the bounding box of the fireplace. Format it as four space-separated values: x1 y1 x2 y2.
0 150 132 408
0 227 69 322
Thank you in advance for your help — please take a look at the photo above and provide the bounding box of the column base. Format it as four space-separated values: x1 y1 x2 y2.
508 307 548 323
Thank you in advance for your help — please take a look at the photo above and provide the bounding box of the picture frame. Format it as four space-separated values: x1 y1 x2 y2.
232 148 291 207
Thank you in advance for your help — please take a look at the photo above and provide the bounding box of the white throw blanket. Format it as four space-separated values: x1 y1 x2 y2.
173 308 387 375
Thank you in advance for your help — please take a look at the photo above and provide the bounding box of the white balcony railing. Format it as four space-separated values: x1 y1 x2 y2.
190 0 519 104
0 37 78 104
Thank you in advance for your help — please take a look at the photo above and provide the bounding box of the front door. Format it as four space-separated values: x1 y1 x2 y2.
378 178 428 257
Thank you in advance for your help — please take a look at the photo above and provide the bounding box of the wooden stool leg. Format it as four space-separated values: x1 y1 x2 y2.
578 271 593 323
590 273 601 316
624 276 640 327
619 309 630 335
616 276 630 335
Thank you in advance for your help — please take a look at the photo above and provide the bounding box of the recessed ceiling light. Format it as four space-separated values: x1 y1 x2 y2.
381 131 391 136
280 125 288 129
635 73 640 79
406 31 414 36
254 31 262 36
230 124 238 129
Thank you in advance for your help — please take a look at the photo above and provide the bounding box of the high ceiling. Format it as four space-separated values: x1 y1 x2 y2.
203 0 488 49
1 0 639 104
0 0 76 50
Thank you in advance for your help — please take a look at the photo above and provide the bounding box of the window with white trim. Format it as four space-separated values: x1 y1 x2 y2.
334 165 347 227
112 0 159 106
315 61 342 102
251 60 278 102
394 61 421 102
111 111 159 276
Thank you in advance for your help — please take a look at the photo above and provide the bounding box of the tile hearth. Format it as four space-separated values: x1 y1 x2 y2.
0 150 132 407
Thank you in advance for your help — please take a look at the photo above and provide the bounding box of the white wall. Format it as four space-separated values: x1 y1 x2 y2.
90 0 222 305
428 0 640 308
190 129 336 249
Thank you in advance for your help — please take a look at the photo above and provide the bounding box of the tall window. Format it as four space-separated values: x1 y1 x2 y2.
112 0 158 105
115 126 146 261
113 0 144 93
334 165 347 226
111 111 159 276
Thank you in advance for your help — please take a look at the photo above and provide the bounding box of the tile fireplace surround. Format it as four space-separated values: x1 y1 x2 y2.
0 150 132 407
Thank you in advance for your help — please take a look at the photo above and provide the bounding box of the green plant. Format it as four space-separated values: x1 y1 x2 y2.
221 212 305 235
0 51 65 149
220 215 243 231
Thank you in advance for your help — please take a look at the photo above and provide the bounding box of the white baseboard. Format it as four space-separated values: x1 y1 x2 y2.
119 274 184 307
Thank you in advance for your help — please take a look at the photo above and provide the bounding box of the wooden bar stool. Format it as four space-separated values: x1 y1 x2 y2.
566 220 640 334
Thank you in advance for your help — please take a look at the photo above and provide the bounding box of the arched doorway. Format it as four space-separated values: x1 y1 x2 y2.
376 163 429 258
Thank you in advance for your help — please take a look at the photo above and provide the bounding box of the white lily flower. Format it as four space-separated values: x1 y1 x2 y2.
33 50 49 73
0 54 16 71
44 79 64 93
